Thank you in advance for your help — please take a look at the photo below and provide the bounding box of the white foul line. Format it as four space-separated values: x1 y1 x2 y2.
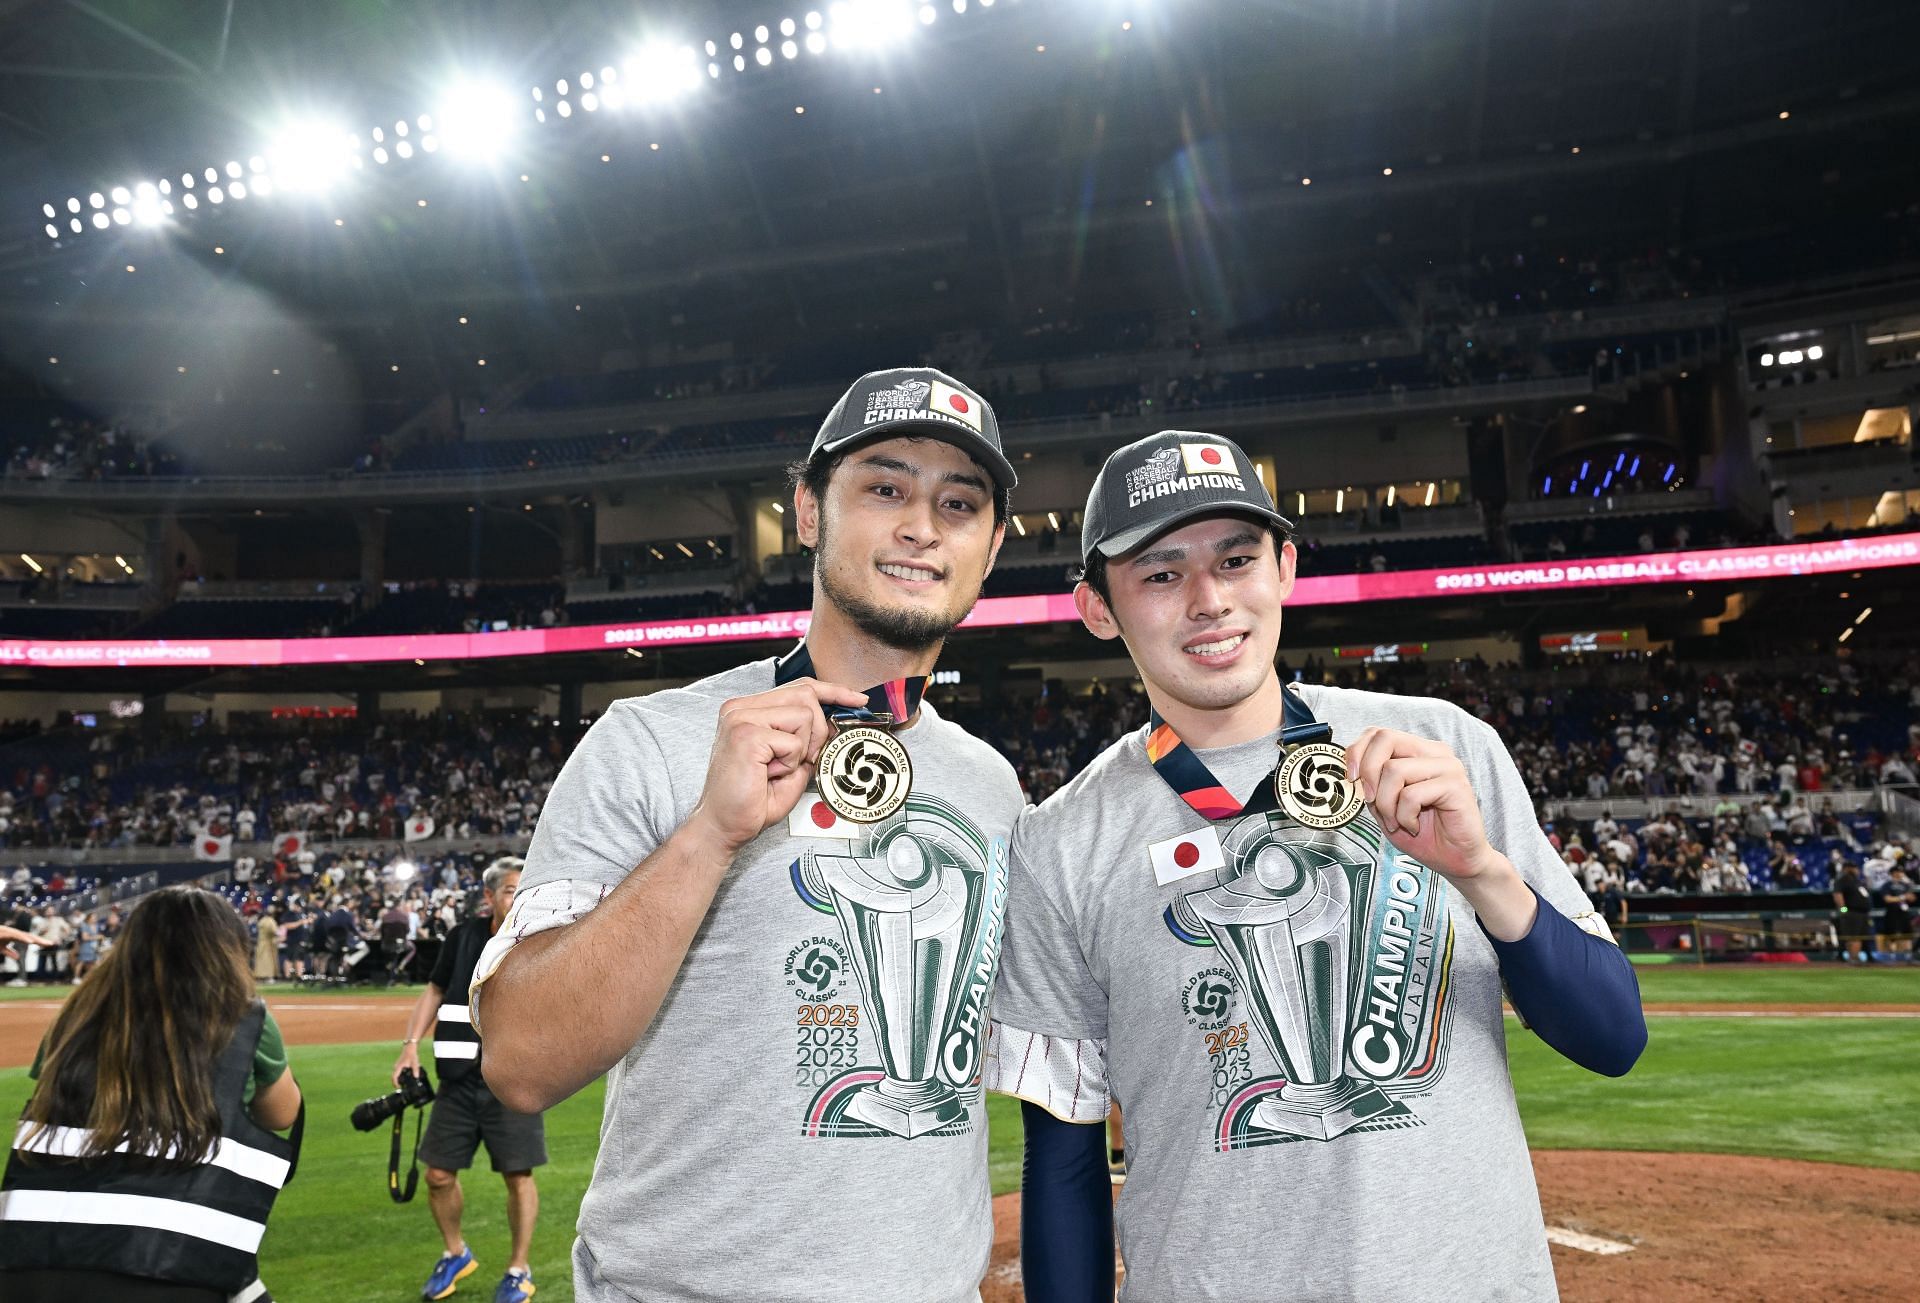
1546 1226 1635 1256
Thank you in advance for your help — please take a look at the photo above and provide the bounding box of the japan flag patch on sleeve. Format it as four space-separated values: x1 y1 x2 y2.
1147 826 1225 885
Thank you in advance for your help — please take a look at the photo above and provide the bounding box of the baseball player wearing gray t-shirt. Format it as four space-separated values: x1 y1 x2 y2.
986 430 1644 1302
468 368 1026 1302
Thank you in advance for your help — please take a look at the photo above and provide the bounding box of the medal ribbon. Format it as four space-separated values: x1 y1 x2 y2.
1146 685 1330 820
774 640 927 726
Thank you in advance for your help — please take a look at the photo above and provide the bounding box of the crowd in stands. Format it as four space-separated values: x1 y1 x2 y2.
3 846 510 986
5 414 181 480
1421 244 1722 328
946 655 1920 904
0 711 580 855
3 655 1915 964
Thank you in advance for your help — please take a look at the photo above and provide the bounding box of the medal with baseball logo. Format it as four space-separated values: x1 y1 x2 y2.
817 714 913 823
1274 741 1363 829
1145 684 1343 830
775 641 925 825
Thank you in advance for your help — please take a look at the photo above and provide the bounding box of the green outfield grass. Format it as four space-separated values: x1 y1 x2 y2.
1 968 1915 1300
0 1040 602 1302
1505 1016 1919 1172
1628 963 1920 1004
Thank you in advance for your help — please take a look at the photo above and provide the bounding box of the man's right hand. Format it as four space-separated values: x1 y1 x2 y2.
686 677 870 855
392 1041 421 1087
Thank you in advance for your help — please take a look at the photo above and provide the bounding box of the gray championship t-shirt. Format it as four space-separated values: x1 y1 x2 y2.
472 658 1024 1303
985 682 1603 1302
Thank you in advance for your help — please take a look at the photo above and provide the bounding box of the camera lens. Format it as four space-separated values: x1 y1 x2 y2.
349 1089 406 1132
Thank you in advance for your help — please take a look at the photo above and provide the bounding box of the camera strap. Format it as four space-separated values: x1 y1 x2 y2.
387 1105 424 1204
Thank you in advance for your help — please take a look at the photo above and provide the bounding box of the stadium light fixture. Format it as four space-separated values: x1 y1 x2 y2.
1010 514 1025 535
435 79 525 162
622 43 703 104
1760 353 1774 366
1424 482 1436 506
830 0 918 50
36 0 1003 239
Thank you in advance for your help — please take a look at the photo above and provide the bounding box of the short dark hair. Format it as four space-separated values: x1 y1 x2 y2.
786 440 1012 527
1071 521 1293 606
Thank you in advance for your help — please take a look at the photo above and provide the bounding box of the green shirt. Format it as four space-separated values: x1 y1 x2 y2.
30 1008 288 1104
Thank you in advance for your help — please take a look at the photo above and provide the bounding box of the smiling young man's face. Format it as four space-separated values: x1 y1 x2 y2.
797 434 1005 652
1076 514 1297 717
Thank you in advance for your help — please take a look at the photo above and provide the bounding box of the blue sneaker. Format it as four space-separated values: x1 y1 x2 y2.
422 1247 477 1299
493 1269 536 1303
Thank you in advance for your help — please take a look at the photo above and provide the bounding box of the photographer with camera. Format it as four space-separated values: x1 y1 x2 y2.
392 857 543 1302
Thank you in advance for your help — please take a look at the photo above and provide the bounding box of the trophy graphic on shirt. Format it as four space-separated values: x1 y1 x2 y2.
814 823 984 1137
1180 818 1398 1140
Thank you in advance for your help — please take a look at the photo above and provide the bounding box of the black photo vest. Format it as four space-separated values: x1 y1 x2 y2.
0 1000 302 1294
431 918 488 1082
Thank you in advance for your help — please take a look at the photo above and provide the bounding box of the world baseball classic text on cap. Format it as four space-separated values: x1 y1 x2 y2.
862 376 986 435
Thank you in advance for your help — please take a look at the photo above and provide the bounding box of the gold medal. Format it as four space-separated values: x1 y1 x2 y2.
1274 741 1363 829
816 724 913 823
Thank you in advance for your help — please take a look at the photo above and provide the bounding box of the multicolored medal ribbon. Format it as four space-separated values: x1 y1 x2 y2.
776 641 925 823
1146 685 1361 828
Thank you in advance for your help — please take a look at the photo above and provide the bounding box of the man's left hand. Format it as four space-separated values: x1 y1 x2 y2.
1343 728 1499 883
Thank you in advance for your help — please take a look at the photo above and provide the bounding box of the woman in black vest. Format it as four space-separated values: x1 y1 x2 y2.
2 886 304 1301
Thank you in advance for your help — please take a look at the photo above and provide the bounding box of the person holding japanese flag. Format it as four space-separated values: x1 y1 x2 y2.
984 429 1646 1303
192 830 233 862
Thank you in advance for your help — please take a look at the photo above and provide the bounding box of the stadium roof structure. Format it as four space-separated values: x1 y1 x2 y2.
0 0 1915 472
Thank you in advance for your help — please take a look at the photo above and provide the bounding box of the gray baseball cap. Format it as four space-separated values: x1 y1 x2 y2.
809 366 1016 491
1081 430 1292 563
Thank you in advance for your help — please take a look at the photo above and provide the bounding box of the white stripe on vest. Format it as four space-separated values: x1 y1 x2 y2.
0 1187 268 1253
12 1122 291 1189
436 1003 473 1025
432 1041 480 1060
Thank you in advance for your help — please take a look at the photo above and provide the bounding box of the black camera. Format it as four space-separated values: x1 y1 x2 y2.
350 1065 436 1132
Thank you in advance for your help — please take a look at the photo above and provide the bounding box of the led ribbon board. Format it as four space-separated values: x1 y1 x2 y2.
5 531 1914 669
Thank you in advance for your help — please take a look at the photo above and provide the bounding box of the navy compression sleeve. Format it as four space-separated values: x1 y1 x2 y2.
1485 886 1647 1077
1020 1100 1114 1303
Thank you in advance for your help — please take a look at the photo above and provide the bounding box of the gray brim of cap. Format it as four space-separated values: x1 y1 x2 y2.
1094 500 1296 559
817 418 1018 491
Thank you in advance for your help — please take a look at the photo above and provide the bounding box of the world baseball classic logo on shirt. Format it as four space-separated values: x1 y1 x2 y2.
786 793 1008 1140
1161 808 1457 1149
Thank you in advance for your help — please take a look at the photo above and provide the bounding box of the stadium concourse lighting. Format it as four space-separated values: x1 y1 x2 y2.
434 79 524 162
